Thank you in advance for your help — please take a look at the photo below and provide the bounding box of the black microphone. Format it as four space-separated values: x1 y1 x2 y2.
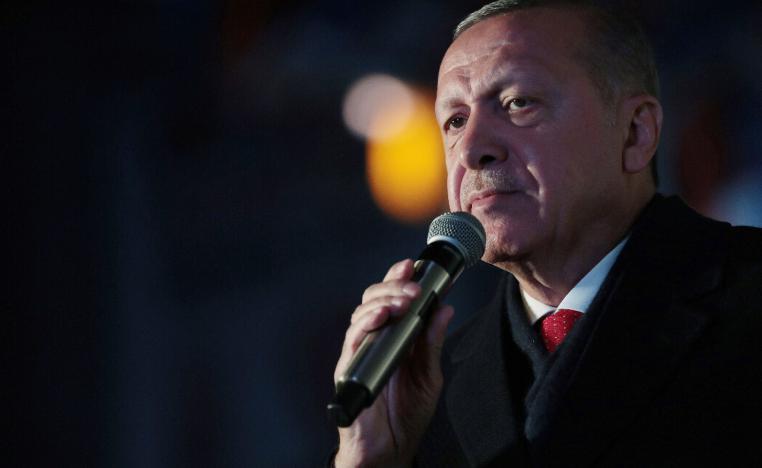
327 211 486 427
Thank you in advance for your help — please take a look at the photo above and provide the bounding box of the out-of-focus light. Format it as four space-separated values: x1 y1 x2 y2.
342 74 415 140
366 93 447 224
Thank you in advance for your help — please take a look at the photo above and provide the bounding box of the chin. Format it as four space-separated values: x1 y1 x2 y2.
481 229 525 265
476 212 537 265
468 197 542 262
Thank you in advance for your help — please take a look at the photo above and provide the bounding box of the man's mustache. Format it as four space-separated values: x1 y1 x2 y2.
461 170 520 203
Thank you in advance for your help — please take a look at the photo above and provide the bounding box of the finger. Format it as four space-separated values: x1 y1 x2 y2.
426 304 454 349
351 295 412 324
382 258 415 282
422 304 455 373
361 279 421 304
342 305 392 359
334 306 391 382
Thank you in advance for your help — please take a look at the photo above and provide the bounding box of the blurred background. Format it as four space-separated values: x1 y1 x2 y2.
8 0 762 466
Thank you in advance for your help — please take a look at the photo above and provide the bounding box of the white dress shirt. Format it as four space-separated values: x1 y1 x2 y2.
520 237 629 325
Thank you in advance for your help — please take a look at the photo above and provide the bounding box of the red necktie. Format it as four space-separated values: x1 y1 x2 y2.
540 308 583 353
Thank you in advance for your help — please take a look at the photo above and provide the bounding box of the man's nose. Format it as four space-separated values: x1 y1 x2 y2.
458 109 508 170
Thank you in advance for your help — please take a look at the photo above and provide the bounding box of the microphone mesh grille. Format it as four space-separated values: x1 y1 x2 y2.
427 212 486 268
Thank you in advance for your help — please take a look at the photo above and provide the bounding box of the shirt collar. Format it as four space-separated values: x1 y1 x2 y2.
521 236 629 324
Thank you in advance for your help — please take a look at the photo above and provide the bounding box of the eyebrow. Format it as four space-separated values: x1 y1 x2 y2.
436 61 557 119
435 95 464 119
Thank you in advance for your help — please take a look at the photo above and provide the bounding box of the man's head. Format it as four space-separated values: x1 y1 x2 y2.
435 1 662 269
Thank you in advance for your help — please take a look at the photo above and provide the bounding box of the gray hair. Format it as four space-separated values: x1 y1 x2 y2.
454 0 660 105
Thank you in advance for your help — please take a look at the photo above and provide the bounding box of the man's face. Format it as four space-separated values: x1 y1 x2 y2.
436 8 627 265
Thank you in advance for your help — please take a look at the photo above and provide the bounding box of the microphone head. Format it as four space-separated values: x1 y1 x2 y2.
427 212 486 268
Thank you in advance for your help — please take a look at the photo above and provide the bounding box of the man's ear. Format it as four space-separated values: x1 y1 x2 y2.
621 94 663 174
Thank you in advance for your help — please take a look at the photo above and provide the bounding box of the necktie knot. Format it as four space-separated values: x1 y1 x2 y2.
540 308 583 353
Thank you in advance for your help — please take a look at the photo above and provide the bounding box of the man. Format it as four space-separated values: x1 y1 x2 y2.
333 1 762 466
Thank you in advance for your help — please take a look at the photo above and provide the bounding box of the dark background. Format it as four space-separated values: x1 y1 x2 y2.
8 0 762 466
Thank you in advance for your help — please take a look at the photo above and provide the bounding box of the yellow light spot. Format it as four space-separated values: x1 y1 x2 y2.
366 92 447 224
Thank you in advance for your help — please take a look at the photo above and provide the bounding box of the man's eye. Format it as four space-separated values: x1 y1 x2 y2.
447 116 467 130
507 97 532 111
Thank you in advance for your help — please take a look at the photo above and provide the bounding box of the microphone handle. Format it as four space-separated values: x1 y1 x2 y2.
327 242 464 427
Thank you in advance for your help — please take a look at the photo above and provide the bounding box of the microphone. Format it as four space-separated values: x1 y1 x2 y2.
327 212 486 427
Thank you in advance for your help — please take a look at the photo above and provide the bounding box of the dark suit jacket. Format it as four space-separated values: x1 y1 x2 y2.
417 195 762 467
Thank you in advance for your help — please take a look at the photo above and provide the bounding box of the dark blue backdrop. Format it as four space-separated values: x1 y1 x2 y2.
9 1 762 466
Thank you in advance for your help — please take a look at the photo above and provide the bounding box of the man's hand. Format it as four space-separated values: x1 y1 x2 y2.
333 259 455 467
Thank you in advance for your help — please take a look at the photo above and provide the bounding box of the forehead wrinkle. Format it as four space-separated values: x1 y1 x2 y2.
439 40 515 77
438 10 589 100
438 45 559 116
436 73 471 119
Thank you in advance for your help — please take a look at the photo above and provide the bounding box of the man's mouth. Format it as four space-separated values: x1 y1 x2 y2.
468 189 512 211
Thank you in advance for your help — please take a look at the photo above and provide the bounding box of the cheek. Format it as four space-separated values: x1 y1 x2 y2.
529 125 616 218
532 119 604 182
446 158 464 211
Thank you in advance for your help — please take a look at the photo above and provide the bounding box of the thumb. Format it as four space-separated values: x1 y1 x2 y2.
424 304 455 368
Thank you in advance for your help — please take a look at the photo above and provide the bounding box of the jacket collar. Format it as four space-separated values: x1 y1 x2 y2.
443 195 731 466
525 195 730 464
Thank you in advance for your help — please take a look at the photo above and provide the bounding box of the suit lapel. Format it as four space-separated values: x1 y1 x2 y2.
445 274 532 466
526 196 730 466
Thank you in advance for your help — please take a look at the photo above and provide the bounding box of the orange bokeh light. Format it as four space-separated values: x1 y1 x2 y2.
366 92 447 224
